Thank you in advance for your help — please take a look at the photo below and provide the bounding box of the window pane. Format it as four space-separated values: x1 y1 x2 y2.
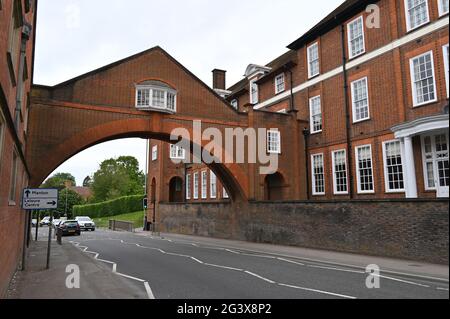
310 96 322 133
333 150 348 193
312 154 325 194
407 0 429 29
357 146 374 192
349 17 364 57
352 78 369 121
384 141 405 191
411 52 436 105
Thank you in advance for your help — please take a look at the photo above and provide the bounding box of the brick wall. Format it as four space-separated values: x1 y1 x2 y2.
159 199 449 264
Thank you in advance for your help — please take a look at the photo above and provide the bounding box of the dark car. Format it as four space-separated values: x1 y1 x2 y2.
57 220 81 236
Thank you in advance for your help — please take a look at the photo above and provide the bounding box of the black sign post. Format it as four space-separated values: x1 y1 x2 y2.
46 212 53 270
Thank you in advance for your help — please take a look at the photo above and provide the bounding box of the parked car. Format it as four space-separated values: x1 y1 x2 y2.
39 216 51 226
52 219 61 228
57 220 81 236
31 219 37 227
75 216 96 231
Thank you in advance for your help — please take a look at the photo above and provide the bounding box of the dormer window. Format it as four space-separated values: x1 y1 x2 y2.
250 79 259 104
135 80 177 113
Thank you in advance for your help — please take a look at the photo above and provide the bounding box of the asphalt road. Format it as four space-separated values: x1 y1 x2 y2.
57 229 449 299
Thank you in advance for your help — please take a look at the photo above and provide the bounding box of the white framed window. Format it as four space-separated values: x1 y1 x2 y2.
356 145 375 194
351 77 370 123
201 171 208 199
307 42 320 78
135 85 177 112
275 73 285 94
250 79 259 104
311 154 325 195
438 0 449 16
409 51 437 107
347 16 365 59
405 0 430 31
210 172 217 199
309 96 322 134
9 150 18 203
151 145 158 161
223 187 229 199
186 174 191 200
382 140 405 192
193 172 199 199
443 44 449 98
230 99 238 110
169 144 185 160
332 150 348 195
421 133 450 190
267 130 281 154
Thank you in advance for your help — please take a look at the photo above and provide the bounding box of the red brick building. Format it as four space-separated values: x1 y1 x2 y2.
0 0 37 297
0 0 448 296
150 0 449 204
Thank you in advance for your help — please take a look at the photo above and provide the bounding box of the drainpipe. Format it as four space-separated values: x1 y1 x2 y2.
303 128 310 200
340 24 354 199
288 68 295 112
14 23 32 130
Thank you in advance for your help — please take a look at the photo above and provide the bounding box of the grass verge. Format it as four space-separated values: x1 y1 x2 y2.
93 211 145 229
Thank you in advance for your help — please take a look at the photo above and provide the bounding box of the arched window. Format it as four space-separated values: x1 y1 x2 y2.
135 80 177 113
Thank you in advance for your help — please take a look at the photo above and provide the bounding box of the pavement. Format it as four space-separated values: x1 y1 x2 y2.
6 227 449 299
6 228 147 299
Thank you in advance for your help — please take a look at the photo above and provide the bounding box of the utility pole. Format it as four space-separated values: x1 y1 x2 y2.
65 187 68 217
143 139 149 230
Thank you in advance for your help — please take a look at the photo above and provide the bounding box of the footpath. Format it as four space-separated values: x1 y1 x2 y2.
6 231 147 299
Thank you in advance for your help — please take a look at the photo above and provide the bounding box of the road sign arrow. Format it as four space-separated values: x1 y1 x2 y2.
47 201 57 206
25 190 30 198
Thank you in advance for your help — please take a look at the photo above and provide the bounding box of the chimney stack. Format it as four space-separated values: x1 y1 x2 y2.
212 69 226 90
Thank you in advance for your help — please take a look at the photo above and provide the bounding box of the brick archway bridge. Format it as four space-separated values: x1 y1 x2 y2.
27 47 303 203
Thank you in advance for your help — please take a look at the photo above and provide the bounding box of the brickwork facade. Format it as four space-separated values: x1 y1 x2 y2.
0 0 37 297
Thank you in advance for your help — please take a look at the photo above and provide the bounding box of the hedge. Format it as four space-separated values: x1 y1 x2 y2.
72 194 145 218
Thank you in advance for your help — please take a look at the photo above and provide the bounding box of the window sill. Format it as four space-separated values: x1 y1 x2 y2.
356 191 375 195
308 73 320 80
352 117 371 125
348 51 366 61
310 130 322 135
333 192 349 196
406 20 430 34
8 200 16 206
412 99 438 108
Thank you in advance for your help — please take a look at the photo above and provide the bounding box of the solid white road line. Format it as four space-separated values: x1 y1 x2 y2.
377 274 430 288
244 271 276 284
70 241 155 299
278 283 356 299
131 241 354 299
144 235 449 284
144 282 156 299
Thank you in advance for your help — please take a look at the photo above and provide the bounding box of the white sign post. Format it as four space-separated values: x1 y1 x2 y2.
22 189 58 210
21 188 59 270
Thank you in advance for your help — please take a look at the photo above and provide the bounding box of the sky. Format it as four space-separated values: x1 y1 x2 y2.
35 0 345 186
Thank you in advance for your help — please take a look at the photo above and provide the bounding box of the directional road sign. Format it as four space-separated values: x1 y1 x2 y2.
22 188 59 210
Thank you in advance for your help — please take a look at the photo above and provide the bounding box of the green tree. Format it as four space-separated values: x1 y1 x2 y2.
41 172 76 190
55 189 84 219
91 156 144 202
